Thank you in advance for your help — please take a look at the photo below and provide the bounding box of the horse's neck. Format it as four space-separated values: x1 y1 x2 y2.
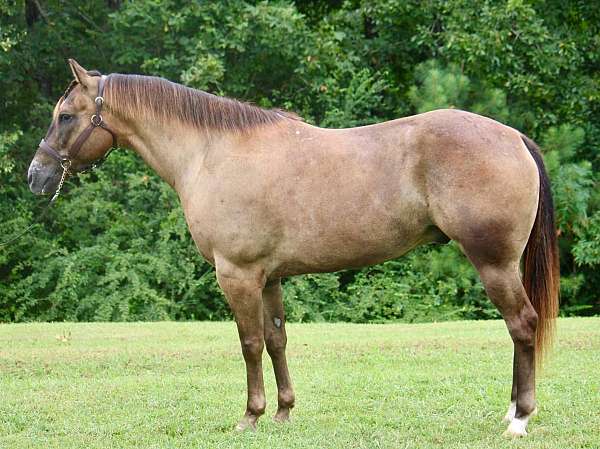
119 119 211 191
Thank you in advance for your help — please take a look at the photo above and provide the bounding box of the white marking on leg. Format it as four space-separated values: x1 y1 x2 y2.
504 408 537 437
506 416 529 437
503 401 516 422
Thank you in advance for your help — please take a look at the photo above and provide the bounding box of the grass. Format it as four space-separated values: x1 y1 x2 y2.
0 318 598 449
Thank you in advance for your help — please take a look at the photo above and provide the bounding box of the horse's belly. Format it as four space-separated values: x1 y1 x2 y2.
270 219 441 277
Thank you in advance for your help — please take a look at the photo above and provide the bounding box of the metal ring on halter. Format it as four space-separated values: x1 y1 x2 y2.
91 114 103 126
60 158 72 171
94 96 104 106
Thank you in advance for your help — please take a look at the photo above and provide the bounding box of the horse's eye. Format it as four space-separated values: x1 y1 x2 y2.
59 113 73 123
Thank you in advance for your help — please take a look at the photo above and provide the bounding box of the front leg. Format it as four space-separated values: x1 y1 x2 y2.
263 278 295 422
216 263 267 431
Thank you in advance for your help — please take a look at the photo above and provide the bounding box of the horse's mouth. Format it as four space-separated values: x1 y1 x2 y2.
40 178 53 195
29 170 58 195
28 158 62 195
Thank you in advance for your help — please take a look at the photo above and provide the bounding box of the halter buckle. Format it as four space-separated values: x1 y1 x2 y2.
91 114 103 126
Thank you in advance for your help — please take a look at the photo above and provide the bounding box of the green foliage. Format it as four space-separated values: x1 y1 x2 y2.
1 154 229 322
409 61 471 113
573 212 600 267
408 60 511 123
283 274 342 322
319 68 390 128
0 129 21 174
337 247 490 323
1 0 599 322
283 244 494 324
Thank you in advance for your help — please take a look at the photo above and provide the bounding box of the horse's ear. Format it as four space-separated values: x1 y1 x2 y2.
68 58 92 88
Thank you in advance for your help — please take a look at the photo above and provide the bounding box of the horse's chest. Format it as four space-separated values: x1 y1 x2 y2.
185 222 215 266
182 199 274 267
178 200 216 266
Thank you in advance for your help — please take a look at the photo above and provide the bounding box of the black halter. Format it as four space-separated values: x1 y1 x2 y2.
38 75 117 174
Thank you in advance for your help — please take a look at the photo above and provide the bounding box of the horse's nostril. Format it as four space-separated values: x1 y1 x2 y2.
27 169 33 186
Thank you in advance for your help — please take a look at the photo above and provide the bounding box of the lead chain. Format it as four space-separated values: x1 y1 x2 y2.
51 161 71 203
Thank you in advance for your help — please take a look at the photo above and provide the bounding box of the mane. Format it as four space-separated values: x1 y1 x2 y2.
103 74 301 132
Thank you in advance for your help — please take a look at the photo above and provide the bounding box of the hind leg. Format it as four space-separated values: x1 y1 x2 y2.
475 263 538 437
502 351 518 423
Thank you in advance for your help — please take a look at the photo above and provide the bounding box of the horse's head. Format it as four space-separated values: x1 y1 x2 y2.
28 59 116 195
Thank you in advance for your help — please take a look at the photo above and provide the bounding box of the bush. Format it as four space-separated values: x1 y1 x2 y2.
1 0 598 321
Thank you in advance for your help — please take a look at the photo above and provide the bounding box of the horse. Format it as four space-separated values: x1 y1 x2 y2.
27 59 559 437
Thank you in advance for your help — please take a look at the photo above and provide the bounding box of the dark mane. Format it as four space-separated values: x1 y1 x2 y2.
104 74 300 132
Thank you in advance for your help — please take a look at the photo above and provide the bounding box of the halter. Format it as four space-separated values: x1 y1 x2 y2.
38 75 118 180
0 76 118 247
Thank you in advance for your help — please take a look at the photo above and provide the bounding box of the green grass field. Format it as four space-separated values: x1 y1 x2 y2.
0 318 598 449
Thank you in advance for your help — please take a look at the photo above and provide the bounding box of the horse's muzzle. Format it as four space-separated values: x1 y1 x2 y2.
28 158 60 195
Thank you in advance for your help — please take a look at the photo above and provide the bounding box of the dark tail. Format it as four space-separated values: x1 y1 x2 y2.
521 135 560 362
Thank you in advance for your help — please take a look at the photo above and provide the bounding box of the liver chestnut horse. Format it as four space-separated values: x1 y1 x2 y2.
28 60 559 437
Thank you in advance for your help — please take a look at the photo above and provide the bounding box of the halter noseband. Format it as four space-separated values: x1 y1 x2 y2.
38 75 117 174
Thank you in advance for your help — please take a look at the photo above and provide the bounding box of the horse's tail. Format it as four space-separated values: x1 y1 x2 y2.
521 135 560 361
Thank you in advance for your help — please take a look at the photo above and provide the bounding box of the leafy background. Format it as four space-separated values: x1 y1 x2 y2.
1 0 598 322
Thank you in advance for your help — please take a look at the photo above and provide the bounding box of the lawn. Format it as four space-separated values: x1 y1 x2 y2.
0 318 598 449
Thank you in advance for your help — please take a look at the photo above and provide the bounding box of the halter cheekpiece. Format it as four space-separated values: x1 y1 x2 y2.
38 75 117 175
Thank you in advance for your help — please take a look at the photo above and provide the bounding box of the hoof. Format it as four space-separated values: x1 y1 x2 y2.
273 407 292 423
235 414 259 432
504 417 528 437
503 408 536 438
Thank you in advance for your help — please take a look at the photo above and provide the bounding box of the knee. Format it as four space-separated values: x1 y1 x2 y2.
241 336 264 359
278 388 295 409
248 396 267 416
265 331 287 356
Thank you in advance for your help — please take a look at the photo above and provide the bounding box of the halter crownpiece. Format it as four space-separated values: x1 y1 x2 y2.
38 74 117 174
